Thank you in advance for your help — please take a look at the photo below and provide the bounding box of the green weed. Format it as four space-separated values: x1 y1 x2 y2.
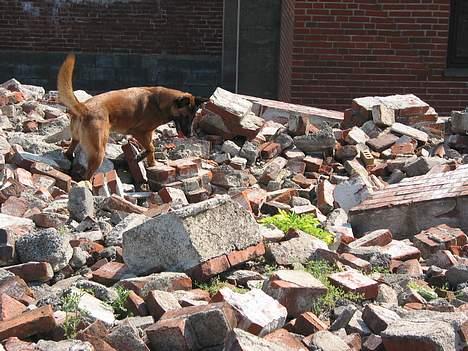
60 291 85 339
259 210 334 245
304 260 364 315
110 286 133 320
195 276 247 296
407 281 438 301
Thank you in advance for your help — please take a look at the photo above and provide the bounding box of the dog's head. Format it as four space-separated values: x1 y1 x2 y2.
171 94 209 137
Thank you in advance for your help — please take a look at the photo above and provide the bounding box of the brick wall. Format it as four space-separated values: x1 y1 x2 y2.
279 0 468 115
0 0 223 55
0 0 223 95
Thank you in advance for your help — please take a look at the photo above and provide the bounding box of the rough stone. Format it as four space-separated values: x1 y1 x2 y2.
362 304 400 334
224 328 290 351
16 228 73 272
293 124 336 153
123 196 261 276
147 302 237 351
309 330 352 351
381 311 467 351
68 183 95 222
106 319 150 351
266 230 328 266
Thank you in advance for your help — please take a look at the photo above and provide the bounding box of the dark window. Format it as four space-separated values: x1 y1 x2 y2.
448 0 468 67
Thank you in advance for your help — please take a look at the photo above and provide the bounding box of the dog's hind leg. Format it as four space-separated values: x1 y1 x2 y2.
81 121 109 181
133 131 156 167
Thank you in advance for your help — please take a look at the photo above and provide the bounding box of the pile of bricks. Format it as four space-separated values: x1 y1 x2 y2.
1 79 468 350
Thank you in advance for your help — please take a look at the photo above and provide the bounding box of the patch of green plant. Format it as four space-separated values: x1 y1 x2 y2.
407 281 438 301
61 291 85 339
304 260 364 315
263 263 279 276
110 286 133 320
369 265 391 275
57 225 68 236
259 210 334 245
80 287 96 296
195 276 247 296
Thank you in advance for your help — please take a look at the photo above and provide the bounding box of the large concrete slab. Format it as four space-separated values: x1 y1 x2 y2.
123 195 261 275
349 165 468 239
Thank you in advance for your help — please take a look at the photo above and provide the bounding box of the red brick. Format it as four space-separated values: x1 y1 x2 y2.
303 156 323 172
159 186 188 205
396 259 423 277
122 142 147 184
186 255 230 282
186 188 209 203
92 262 130 286
340 253 371 273
0 294 26 321
292 174 317 188
260 142 282 159
30 162 71 192
268 188 298 203
76 320 116 351
147 164 176 184
294 312 328 335
226 242 265 267
329 270 379 299
168 159 199 180
125 290 149 317
242 188 267 214
350 229 393 248
230 192 253 213
316 180 335 214
102 194 147 214
0 305 56 340
5 262 54 283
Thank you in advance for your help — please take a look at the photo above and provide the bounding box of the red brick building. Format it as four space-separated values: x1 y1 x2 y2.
0 0 466 115
279 0 468 115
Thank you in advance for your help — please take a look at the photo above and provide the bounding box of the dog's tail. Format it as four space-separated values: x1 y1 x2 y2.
57 53 87 117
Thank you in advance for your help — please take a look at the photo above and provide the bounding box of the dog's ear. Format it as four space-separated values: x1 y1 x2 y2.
195 96 209 106
175 96 191 108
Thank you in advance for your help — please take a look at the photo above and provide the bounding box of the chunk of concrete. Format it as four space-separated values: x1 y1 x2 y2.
224 328 290 351
212 288 287 337
123 196 261 276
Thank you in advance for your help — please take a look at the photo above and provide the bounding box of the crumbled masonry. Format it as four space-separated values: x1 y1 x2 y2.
0 80 467 350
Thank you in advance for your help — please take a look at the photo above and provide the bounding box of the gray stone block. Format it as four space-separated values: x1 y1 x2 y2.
123 195 261 275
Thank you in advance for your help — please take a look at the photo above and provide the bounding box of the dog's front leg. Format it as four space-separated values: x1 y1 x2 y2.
64 139 79 160
133 132 156 167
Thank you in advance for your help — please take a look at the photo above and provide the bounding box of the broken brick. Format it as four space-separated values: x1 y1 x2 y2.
92 261 130 286
146 290 182 320
329 270 379 299
0 305 56 340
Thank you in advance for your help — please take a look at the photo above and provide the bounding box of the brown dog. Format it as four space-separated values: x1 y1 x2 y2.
57 53 207 180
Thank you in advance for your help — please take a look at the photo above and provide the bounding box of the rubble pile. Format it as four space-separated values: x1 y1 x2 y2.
0 79 467 351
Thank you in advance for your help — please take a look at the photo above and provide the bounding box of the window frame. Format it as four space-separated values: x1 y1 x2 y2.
447 0 468 68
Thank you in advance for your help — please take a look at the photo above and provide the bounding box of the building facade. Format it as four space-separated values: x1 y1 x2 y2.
0 0 466 115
